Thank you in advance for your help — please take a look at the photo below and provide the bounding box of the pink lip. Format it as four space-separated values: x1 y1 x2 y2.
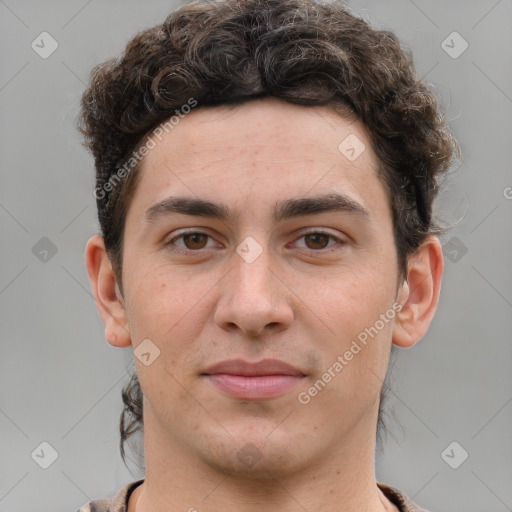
202 359 306 400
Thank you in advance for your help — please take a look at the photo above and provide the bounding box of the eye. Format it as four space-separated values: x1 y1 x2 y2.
165 229 347 255
292 230 346 252
166 230 218 253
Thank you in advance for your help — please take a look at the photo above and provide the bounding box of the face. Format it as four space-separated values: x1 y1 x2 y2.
117 97 406 477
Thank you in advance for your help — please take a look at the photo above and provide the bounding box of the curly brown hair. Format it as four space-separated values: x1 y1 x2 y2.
77 0 459 467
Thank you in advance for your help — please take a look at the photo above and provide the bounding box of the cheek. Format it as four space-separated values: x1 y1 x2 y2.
310 270 396 396
321 265 396 334
337 284 396 370
124 262 208 358
340 301 395 399
124 264 210 419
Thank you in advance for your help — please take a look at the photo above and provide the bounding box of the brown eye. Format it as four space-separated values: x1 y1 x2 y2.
166 231 217 253
303 233 331 250
181 233 209 250
293 230 346 253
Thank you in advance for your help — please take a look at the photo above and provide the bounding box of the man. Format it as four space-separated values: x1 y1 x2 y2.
78 0 458 510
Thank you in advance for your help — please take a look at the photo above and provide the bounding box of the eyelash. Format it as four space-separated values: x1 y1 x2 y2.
165 229 347 255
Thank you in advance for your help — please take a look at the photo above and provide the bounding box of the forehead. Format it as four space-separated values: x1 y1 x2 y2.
129 97 390 225
145 98 373 170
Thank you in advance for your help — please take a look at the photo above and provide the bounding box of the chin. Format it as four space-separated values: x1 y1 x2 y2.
194 427 313 480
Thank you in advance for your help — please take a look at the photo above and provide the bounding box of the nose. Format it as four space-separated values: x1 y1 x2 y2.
213 240 294 338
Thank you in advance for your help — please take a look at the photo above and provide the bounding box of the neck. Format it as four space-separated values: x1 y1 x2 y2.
129 409 396 512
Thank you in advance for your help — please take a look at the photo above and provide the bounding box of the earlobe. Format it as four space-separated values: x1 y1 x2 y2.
392 235 444 348
85 235 132 348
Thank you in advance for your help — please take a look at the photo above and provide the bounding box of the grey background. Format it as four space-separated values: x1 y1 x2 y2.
0 1 511 511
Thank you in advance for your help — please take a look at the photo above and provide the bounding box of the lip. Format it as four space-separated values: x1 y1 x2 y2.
203 358 305 377
202 359 306 400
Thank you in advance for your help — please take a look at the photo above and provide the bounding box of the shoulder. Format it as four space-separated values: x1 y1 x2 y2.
76 479 144 512
377 481 432 512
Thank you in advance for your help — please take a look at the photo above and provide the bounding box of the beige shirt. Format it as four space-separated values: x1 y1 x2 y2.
77 479 430 511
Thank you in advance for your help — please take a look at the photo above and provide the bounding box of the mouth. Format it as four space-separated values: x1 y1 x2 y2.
201 358 306 400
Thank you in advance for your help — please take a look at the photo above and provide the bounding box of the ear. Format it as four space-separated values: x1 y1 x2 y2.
85 235 131 348
392 235 444 348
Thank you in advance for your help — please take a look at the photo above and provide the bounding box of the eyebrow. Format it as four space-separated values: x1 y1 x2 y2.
144 193 371 225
